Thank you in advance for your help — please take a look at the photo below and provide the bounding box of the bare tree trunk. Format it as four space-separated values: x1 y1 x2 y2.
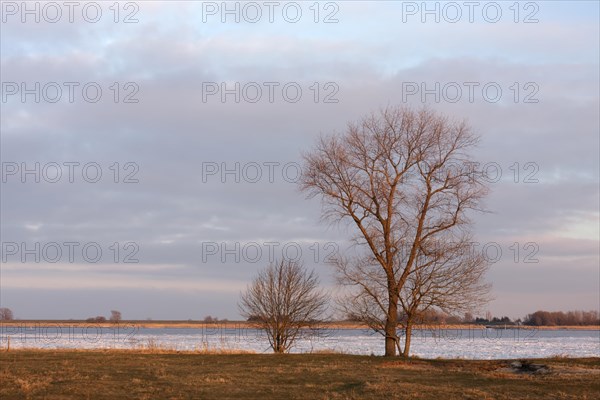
384 293 399 356
402 320 413 358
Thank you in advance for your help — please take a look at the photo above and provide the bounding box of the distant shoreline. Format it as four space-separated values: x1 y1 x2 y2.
2 321 599 330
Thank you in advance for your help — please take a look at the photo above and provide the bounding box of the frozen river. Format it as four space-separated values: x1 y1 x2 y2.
2 324 599 359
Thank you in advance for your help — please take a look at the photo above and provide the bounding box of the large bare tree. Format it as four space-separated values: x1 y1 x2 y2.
301 106 489 356
239 259 329 353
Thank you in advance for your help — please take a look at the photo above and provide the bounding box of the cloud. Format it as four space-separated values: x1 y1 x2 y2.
1 1 598 319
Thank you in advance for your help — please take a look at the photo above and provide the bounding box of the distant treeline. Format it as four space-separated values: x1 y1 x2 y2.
2 307 599 326
386 308 600 326
522 310 600 326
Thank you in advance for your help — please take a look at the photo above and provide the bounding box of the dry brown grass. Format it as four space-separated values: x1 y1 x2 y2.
1 350 598 399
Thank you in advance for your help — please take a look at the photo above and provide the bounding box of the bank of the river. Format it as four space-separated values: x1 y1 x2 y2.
2 320 599 330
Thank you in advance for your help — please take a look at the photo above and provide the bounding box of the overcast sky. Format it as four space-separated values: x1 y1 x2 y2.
1 1 598 320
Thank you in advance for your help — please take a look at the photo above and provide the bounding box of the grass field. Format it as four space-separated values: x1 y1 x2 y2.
1 351 598 399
